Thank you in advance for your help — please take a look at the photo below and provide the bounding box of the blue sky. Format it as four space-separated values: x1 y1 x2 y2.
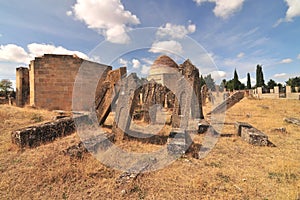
0 0 299 86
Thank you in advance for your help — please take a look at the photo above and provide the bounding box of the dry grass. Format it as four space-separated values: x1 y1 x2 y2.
0 98 300 199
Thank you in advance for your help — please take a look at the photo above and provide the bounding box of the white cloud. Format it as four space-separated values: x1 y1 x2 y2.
141 58 153 65
119 58 128 66
210 70 227 80
297 54 300 59
132 59 141 69
280 58 293 64
157 23 196 39
0 44 29 63
274 73 287 78
72 0 140 44
188 24 196 33
149 40 183 54
237 52 245 58
66 10 73 16
284 0 300 21
141 65 150 75
27 43 88 60
0 43 88 64
90 56 102 63
240 76 256 85
193 0 245 19
193 0 207 5
275 0 300 26
0 33 2 37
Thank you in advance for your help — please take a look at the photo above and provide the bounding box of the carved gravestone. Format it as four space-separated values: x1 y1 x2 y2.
113 73 142 140
139 80 170 123
95 67 126 125
179 59 203 119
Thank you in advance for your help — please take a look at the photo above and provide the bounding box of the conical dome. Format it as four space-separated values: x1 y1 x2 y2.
151 55 179 69
149 55 179 76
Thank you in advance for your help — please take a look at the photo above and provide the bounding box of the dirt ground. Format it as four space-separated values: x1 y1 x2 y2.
0 97 300 199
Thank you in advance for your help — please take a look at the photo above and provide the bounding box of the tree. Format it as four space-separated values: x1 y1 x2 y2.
0 79 13 98
200 75 206 88
267 79 277 89
233 69 239 90
247 73 251 89
239 83 246 90
286 77 300 87
225 79 234 91
203 74 216 91
227 69 244 90
256 64 265 87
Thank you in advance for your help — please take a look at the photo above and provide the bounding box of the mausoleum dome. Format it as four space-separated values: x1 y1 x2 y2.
149 55 179 75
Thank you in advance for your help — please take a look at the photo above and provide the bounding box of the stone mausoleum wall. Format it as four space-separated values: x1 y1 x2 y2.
18 54 110 111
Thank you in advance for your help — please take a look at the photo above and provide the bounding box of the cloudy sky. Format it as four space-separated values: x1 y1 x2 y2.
0 0 299 86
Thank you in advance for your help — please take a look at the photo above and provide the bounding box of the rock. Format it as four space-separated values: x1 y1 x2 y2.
272 127 287 133
198 119 210 134
63 142 88 159
235 121 273 146
284 117 300 126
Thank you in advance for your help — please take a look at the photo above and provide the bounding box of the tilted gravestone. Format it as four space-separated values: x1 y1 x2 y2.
235 121 272 146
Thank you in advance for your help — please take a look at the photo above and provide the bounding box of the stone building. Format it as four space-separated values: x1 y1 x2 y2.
16 54 111 111
146 55 204 121
147 55 180 92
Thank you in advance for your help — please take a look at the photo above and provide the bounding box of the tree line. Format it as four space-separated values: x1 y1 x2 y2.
200 65 300 92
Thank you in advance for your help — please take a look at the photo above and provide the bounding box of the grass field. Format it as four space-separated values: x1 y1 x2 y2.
0 98 300 199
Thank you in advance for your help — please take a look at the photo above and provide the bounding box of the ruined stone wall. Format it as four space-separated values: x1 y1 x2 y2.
16 67 29 107
29 54 110 111
11 115 89 148
252 86 300 100
286 86 300 100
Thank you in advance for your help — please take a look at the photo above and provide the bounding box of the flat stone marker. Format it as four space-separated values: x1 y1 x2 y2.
235 121 252 136
235 122 271 146
167 129 192 155
284 117 300 126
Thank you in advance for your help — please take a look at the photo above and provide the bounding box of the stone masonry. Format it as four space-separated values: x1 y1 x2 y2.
17 54 111 111
16 67 29 107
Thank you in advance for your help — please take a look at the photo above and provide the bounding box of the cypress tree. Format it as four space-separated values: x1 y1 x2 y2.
247 73 251 89
256 65 265 87
200 75 205 87
233 69 239 90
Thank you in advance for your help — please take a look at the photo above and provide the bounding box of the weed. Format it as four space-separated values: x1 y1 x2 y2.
31 113 43 123
205 161 222 168
217 173 231 183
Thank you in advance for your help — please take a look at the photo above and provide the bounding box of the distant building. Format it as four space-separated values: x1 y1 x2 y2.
147 55 180 91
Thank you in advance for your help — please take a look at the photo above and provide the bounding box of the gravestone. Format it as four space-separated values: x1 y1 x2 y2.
235 121 270 146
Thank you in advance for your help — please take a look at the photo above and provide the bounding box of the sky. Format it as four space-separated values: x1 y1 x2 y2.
0 0 299 87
